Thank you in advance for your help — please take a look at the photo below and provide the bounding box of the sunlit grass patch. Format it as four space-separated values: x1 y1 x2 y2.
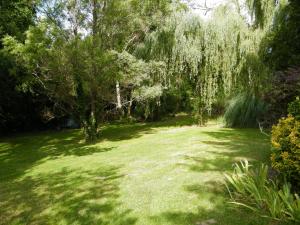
0 118 289 225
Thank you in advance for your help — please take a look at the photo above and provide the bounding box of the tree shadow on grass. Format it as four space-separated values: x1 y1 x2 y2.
152 128 282 225
0 115 196 182
0 130 115 182
181 128 271 173
99 115 197 142
0 166 137 225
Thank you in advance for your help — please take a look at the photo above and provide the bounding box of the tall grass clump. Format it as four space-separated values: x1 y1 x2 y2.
224 93 267 128
225 160 300 222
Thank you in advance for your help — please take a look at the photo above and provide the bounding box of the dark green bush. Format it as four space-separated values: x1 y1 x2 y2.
263 67 300 126
288 97 300 120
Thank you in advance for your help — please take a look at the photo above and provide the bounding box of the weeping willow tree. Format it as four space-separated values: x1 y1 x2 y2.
134 2 274 124
224 0 290 127
245 0 280 28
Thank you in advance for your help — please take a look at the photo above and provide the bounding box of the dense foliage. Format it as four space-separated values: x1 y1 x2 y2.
135 5 270 125
1 1 300 224
259 0 300 71
263 67 300 125
0 0 45 133
1 0 300 138
225 160 300 222
288 97 300 120
271 113 300 188
3 0 175 140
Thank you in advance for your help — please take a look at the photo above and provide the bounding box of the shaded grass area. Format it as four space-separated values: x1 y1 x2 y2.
0 116 291 225
0 167 136 225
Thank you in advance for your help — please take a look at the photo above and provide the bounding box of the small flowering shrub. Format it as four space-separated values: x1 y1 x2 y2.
271 115 300 187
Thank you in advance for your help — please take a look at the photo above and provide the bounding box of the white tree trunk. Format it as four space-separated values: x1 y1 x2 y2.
116 81 122 109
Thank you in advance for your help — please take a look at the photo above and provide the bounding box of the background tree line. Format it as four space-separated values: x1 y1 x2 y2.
1 0 300 141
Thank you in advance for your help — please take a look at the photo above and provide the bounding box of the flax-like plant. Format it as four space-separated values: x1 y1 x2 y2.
225 160 300 222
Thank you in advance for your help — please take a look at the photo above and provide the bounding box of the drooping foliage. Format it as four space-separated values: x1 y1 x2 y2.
2 0 300 135
245 0 278 28
224 93 267 128
259 0 300 70
135 3 273 125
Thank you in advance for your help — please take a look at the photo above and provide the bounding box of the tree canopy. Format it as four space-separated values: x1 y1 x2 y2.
2 0 300 139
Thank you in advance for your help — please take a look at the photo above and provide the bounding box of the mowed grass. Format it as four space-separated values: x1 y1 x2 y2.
0 116 287 225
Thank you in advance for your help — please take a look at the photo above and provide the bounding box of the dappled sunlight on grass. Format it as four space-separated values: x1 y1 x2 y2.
0 117 290 225
0 166 136 225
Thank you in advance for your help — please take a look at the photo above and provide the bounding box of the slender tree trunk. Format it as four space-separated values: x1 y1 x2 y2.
85 96 98 142
127 92 133 118
84 0 99 142
116 81 122 109
116 80 124 117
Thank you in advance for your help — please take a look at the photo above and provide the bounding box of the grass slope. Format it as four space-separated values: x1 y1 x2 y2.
0 116 286 225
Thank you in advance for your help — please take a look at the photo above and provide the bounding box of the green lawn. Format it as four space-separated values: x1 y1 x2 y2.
0 116 287 225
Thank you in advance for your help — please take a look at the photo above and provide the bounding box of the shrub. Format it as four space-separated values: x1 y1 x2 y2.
224 93 267 128
263 67 300 126
271 115 300 188
225 160 300 222
288 97 300 120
